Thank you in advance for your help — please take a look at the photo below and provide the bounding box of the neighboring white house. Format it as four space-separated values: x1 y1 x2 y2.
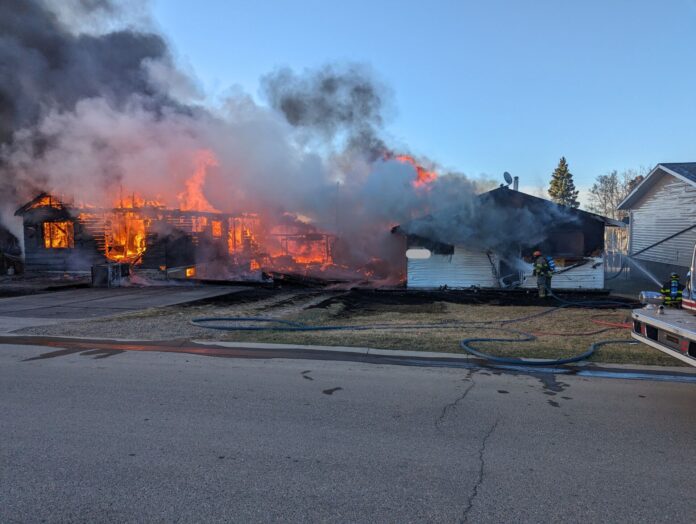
618 163 696 273
404 247 500 288
403 247 605 290
394 186 618 290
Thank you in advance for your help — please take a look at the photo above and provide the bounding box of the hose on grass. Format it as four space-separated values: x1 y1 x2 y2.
494 292 638 325
191 317 626 338
192 292 637 331
189 317 472 332
191 293 639 366
531 327 619 337
459 330 638 366
589 314 632 330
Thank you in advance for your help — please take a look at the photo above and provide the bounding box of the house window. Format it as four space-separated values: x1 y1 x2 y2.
211 220 222 238
43 221 74 249
192 216 208 232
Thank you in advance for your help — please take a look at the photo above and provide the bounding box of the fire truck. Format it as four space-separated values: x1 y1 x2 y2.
631 247 696 367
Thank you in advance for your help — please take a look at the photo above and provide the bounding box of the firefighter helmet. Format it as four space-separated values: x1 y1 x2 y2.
671 272 679 279
533 250 542 257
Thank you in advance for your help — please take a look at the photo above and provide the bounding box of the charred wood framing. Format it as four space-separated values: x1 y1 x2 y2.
15 193 237 272
15 193 337 275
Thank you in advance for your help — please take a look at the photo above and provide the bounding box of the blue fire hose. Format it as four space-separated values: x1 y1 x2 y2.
191 293 638 367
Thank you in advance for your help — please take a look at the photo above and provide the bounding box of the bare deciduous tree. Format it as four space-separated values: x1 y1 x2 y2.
586 168 646 219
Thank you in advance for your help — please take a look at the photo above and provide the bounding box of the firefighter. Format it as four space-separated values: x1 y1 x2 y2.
532 250 553 298
660 272 684 307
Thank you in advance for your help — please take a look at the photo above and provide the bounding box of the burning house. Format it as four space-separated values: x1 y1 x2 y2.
0 1 623 288
393 186 624 290
15 192 334 279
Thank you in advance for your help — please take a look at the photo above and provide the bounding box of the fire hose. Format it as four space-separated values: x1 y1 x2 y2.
191 294 638 367
459 293 637 365
459 332 637 366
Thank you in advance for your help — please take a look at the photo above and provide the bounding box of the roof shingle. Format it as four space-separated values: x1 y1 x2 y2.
660 163 696 184
618 163 696 210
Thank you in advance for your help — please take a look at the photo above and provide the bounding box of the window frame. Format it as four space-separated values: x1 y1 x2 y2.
42 221 75 249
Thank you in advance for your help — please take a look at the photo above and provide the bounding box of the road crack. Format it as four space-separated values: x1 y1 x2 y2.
461 419 499 523
435 372 476 431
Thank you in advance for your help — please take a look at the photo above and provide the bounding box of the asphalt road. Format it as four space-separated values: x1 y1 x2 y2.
1 343 694 523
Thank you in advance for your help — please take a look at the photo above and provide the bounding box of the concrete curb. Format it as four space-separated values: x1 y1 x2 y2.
1 334 693 374
192 339 477 360
191 339 696 373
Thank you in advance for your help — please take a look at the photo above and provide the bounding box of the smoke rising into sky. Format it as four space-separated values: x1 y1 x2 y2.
0 0 568 275
261 64 389 159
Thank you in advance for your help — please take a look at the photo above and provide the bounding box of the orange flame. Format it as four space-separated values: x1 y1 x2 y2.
387 153 437 189
43 221 74 248
392 154 438 188
114 193 164 209
33 145 337 275
178 149 219 212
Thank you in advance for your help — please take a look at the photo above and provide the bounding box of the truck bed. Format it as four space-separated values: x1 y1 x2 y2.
632 308 696 366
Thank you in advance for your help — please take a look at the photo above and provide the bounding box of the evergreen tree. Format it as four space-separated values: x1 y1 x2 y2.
548 157 580 208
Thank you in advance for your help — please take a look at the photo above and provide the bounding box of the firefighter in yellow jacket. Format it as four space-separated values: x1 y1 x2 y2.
660 272 684 307
532 250 553 298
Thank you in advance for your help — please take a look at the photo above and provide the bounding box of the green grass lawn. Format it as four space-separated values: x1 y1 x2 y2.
201 300 680 366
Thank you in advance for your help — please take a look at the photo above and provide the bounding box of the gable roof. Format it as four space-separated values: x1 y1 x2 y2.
618 163 696 210
482 186 623 225
14 192 65 216
660 163 696 183
392 185 623 239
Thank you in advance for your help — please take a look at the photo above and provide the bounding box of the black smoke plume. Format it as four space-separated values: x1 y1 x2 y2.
0 0 177 214
0 1 575 281
261 64 389 159
0 0 171 140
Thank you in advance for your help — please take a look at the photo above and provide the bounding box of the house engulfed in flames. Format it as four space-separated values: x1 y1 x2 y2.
15 193 334 277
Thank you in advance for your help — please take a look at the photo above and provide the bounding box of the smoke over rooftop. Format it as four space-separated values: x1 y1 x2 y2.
0 0 170 135
0 0 182 215
261 64 389 158
0 0 569 280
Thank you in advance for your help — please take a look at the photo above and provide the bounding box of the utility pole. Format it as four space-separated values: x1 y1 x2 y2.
335 181 340 234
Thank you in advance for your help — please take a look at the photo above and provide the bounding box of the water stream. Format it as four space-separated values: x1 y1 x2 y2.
623 255 663 287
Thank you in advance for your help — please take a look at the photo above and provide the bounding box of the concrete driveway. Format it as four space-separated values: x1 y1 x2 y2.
0 285 246 333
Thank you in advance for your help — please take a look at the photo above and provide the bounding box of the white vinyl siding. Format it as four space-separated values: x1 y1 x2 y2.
520 257 605 289
406 247 498 289
629 175 696 267
407 249 605 290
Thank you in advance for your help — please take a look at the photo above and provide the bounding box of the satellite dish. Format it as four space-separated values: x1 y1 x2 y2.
503 171 513 185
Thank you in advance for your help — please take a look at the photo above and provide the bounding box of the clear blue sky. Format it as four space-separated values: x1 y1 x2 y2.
151 0 696 196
